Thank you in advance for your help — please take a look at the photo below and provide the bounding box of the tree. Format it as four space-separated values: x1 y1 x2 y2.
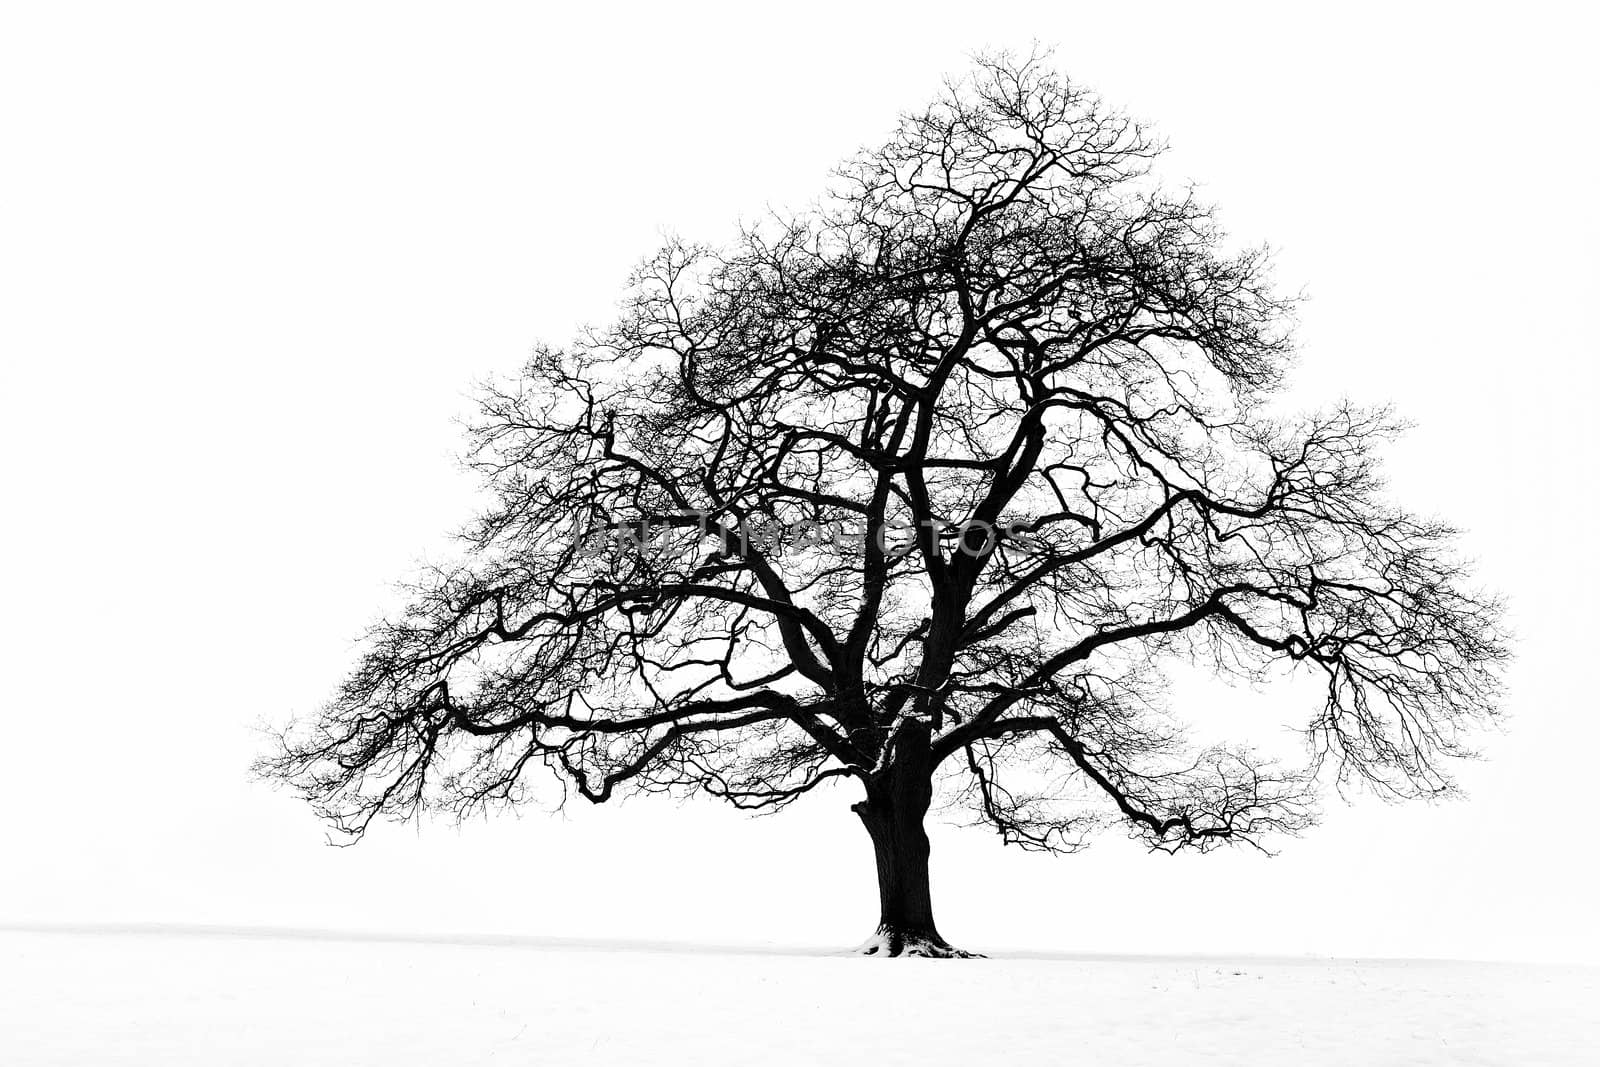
260 52 1507 957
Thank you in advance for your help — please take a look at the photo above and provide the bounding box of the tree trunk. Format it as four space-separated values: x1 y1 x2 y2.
850 723 978 958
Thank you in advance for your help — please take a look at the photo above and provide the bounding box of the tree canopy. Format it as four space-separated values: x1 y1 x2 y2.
261 51 1506 954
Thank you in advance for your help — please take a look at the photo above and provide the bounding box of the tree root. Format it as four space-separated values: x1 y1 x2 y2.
852 928 984 958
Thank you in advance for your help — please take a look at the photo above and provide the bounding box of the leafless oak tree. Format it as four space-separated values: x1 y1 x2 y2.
260 52 1507 957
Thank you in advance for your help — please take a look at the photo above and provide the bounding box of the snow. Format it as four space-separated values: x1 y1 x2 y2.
3 927 1596 1065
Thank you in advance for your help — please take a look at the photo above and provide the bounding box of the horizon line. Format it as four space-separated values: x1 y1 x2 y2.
2 919 1589 969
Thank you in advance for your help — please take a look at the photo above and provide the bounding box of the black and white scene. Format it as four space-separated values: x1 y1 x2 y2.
3 3 1597 1063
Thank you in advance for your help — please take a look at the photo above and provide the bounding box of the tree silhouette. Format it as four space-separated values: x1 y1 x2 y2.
260 51 1507 957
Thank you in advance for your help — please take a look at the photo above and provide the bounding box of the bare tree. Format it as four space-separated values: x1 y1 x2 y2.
260 51 1507 957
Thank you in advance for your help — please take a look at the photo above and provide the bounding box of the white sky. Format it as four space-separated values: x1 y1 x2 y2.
2 2 1596 963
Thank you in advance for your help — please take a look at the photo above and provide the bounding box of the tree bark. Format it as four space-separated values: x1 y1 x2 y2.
850 722 978 957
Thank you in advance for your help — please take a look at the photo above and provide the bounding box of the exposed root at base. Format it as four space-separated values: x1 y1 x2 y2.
853 929 984 958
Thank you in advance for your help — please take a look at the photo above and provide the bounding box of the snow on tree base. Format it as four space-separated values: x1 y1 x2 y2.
853 928 984 958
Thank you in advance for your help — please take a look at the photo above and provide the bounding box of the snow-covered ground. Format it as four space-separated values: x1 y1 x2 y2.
2 927 1595 1065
